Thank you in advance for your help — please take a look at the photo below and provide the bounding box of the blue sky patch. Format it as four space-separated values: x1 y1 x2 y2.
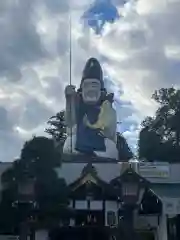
82 0 122 34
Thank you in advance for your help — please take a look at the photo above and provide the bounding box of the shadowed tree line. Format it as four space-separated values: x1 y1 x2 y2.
138 87 180 162
0 136 70 235
0 109 71 234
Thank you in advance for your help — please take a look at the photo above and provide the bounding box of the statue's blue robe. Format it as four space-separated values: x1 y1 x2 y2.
75 103 106 153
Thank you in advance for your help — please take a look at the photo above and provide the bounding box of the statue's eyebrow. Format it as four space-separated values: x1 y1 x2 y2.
92 81 100 84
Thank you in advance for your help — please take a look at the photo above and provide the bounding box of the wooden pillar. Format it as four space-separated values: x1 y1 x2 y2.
72 198 75 209
103 199 106 226
87 199 90 210
19 222 28 240
29 228 35 240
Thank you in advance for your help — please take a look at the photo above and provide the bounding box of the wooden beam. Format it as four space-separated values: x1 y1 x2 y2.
62 153 120 163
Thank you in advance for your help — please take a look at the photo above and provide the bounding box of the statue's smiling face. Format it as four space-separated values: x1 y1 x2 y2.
82 78 101 104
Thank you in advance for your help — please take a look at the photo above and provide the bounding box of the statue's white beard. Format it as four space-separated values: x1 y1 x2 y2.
82 90 100 103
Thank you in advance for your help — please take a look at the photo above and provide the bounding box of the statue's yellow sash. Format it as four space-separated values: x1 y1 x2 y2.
83 100 117 142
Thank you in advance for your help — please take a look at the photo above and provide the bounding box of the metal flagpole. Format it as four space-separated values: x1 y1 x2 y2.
69 12 72 86
69 11 73 154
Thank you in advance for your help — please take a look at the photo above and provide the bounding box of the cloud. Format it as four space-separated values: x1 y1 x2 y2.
0 0 47 81
0 106 22 161
0 0 180 161
43 0 69 14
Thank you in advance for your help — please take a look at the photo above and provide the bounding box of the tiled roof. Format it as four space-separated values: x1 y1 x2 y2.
150 183 180 198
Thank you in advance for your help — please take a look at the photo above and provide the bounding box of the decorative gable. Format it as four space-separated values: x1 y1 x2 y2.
71 173 98 191
69 163 117 200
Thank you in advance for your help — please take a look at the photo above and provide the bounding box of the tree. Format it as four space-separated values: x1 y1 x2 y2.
0 161 19 234
0 136 70 232
45 110 67 145
138 125 162 161
152 88 180 146
117 132 133 161
138 87 180 162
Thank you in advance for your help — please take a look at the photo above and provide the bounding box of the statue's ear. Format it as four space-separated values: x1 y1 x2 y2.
77 88 82 94
76 89 82 102
106 93 114 102
101 88 107 99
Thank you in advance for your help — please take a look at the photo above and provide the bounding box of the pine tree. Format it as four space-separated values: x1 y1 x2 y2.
45 110 67 145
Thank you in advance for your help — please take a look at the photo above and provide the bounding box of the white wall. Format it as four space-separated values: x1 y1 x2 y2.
157 215 168 240
0 236 19 240
35 230 49 240
90 200 103 210
75 200 87 210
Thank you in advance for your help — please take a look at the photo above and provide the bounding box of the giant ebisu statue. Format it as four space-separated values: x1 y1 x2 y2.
63 57 133 161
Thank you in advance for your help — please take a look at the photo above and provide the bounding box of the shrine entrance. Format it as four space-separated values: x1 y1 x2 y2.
71 210 107 240
75 210 105 226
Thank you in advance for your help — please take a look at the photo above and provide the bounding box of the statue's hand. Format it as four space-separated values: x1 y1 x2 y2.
65 85 76 97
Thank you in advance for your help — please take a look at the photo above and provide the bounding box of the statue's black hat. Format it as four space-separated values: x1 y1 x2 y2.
81 58 104 88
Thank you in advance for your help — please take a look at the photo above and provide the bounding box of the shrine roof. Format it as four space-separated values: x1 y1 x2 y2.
57 161 180 185
68 163 117 197
56 162 120 184
150 183 180 199
110 167 150 186
69 170 111 191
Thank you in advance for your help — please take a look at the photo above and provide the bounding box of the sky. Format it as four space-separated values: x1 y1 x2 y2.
0 0 180 162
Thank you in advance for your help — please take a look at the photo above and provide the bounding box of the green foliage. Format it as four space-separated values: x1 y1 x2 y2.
45 110 67 144
117 133 133 161
0 136 70 231
138 126 162 161
138 87 180 162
